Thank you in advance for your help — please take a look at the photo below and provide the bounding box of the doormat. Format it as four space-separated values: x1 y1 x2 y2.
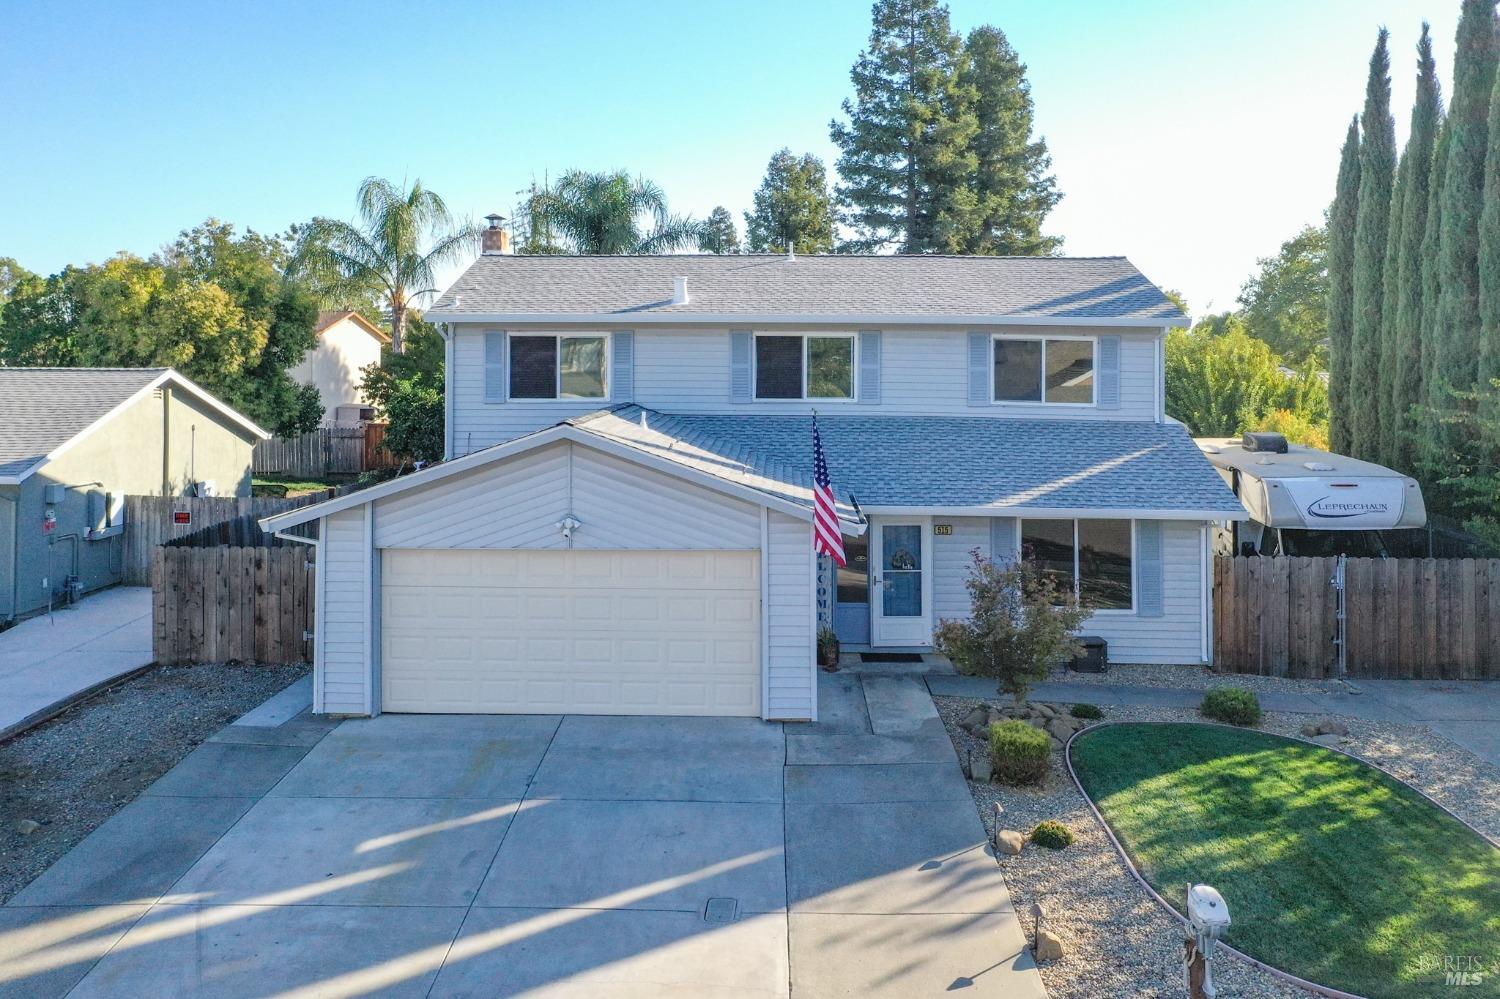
859 652 925 663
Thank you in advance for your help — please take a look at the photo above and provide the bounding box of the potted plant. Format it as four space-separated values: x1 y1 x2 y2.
817 626 841 671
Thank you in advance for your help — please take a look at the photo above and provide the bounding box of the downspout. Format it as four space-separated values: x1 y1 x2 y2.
441 323 455 460
161 384 173 495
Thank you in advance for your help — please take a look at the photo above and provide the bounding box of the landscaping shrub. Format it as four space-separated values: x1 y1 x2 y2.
990 720 1051 785
1069 702 1103 720
1030 820 1075 849
1201 687 1262 726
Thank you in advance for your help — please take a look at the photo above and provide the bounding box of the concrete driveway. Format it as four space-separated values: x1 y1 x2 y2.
0 587 154 738
0 673 1042 997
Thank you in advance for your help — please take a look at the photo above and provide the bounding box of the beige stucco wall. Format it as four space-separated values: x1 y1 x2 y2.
5 386 257 621
289 318 383 425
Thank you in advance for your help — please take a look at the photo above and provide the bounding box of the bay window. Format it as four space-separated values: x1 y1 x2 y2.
1019 519 1134 610
994 336 1096 404
509 333 609 400
755 334 855 400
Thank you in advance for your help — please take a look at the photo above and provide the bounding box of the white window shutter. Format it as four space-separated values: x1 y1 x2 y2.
483 331 507 403
858 330 881 404
730 331 753 403
611 331 635 403
1097 335 1121 408
968 332 990 406
1136 520 1164 617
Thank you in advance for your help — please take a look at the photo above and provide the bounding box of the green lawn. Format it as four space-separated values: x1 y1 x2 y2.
1071 723 1500 998
251 476 340 497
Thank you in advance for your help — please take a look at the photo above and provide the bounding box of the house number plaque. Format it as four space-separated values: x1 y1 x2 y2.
933 524 953 536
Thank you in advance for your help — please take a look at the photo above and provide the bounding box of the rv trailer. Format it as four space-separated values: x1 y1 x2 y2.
1197 432 1426 558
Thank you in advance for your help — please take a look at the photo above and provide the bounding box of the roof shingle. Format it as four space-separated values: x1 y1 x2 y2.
428 254 1185 323
0 368 169 479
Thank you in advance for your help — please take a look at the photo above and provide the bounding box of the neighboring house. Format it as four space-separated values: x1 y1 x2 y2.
263 250 1244 722
289 311 389 425
0 368 268 623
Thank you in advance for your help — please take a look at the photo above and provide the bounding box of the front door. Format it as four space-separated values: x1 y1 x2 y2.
833 534 870 644
872 519 931 646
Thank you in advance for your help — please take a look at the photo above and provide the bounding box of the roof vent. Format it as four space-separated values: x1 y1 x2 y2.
1242 431 1288 454
672 276 689 305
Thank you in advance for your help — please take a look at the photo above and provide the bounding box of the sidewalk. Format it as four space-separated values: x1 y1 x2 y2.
0 587 154 739
926 672 1500 768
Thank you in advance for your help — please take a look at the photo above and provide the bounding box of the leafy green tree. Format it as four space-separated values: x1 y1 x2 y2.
519 169 701 255
1350 29 1395 462
1388 25 1443 474
0 257 31 306
0 267 80 365
281 220 389 322
291 177 478 354
1166 318 1330 446
1327 116 1361 453
699 206 741 254
1237 224 1328 366
829 0 977 253
359 316 445 462
744 149 835 254
957 26 1061 255
1429 0 1499 444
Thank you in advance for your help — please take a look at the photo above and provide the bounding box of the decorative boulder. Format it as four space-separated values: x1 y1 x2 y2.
994 829 1026 855
1035 928 1065 962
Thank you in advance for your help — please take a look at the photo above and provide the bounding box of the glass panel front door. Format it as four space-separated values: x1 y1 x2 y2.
880 524 922 617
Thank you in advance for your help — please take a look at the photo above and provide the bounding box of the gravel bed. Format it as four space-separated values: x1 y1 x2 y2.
937 693 1500 998
0 661 309 904
1053 662 1350 697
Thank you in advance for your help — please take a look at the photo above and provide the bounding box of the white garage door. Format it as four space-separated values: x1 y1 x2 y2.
380 549 761 716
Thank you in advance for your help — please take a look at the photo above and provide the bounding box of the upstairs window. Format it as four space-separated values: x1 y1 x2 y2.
755 334 855 400
994 336 1095 405
510 334 609 400
1020 518 1133 610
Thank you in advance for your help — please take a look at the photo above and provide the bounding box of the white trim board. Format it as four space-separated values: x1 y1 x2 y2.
869 505 1245 521
425 311 1187 330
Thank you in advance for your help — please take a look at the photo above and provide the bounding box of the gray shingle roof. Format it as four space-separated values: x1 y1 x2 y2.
428 254 1185 323
569 406 1242 517
0 368 170 479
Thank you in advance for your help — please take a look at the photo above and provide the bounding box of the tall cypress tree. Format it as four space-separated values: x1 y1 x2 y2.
1350 30 1396 461
1430 0 1500 438
830 0 977 253
1418 125 1452 477
1387 25 1443 474
1478 49 1500 419
1328 116 1362 455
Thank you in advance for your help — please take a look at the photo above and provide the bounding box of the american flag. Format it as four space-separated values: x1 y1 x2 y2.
812 416 847 567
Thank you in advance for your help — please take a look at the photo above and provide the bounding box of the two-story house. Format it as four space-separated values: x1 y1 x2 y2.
263 239 1243 721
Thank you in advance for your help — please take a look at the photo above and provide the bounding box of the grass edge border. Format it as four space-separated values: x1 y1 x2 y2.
1060 719 1498 999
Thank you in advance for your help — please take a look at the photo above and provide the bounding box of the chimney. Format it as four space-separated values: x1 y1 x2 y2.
482 213 511 255
672 276 689 305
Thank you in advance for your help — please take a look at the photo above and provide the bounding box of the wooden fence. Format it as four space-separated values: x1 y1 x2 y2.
152 546 315 665
122 494 330 584
1213 555 1500 679
253 424 397 479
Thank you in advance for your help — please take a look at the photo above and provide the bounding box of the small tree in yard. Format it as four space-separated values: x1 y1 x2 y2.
934 551 1090 705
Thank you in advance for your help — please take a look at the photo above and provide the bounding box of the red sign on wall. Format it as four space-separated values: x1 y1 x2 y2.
173 510 192 526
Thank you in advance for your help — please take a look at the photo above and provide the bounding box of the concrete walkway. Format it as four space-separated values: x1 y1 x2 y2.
927 672 1500 767
0 671 1045 997
0 587 153 739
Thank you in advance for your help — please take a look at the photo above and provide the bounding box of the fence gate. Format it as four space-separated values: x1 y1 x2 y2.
1213 555 1500 679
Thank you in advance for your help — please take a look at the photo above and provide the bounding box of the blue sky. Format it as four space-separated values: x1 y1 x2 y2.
0 0 1451 315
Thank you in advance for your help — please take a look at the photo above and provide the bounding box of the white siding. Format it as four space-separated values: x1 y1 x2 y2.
766 510 815 720
932 517 991 624
449 325 1162 453
924 517 1207 666
320 508 371 714
373 443 760 550
288 318 384 426
1085 521 1205 665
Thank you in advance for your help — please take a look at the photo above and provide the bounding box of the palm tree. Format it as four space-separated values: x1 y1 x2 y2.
520 170 701 254
292 177 478 353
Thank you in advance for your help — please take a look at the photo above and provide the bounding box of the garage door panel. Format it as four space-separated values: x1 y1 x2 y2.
381 549 761 716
